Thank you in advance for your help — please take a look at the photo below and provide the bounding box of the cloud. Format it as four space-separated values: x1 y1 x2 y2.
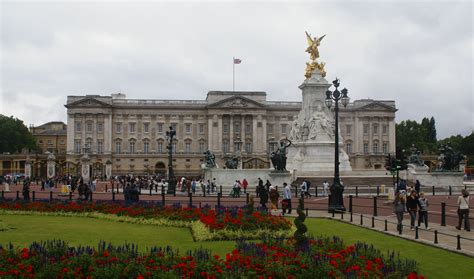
0 1 472 138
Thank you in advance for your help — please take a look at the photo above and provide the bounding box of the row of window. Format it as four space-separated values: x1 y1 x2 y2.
38 139 65 145
74 140 207 154
345 124 389 136
345 142 389 154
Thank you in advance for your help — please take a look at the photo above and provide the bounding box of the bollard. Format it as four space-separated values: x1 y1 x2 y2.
32 191 36 201
315 186 318 197
16 191 19 200
441 202 446 226
360 214 363 225
457 235 461 250
1 190 4 200
306 208 309 217
449 186 452 196
349 195 353 213
384 219 388 231
69 191 72 201
155 184 158 193
199 202 202 208
105 184 108 192
399 224 402 235
161 184 165 195
112 184 115 193
350 211 353 222
376 185 380 196
219 185 222 195
89 192 93 202
332 211 335 218
341 211 344 220
50 191 53 201
415 226 419 239
217 193 221 208
371 216 375 228
203 187 206 197
294 186 298 197
373 196 378 216
434 230 438 244
432 185 435 196
246 193 250 204
161 193 165 207
112 191 116 201
149 187 152 196
188 193 193 208
355 186 359 197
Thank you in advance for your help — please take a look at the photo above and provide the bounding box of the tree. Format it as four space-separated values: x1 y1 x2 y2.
396 116 438 157
0 115 38 153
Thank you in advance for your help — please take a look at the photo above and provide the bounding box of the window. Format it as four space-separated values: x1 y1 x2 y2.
172 142 177 153
373 142 378 153
115 142 121 153
185 123 191 133
75 140 81 153
157 123 163 133
185 142 191 153
199 142 205 153
129 123 136 133
346 143 352 154
199 124 205 134
47 140 52 145
234 124 240 136
223 124 229 133
144 142 149 154
75 122 81 132
158 142 164 153
171 123 177 132
363 124 369 135
86 139 92 151
86 122 92 132
245 123 251 133
97 123 103 133
267 124 274 134
363 143 369 153
97 141 103 154
245 142 252 153
346 125 352 135
129 142 135 153
281 124 287 134
383 143 388 154
60 140 65 145
38 140 43 144
116 123 122 133
383 125 388 135
223 141 229 153
143 123 149 133
373 124 378 134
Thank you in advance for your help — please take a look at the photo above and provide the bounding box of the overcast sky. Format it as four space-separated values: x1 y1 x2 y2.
1 0 472 139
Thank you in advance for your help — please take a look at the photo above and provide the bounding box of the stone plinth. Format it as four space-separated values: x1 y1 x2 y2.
401 164 464 187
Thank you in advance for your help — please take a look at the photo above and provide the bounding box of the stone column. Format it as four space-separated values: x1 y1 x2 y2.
389 118 396 153
217 115 223 152
241 115 245 141
47 153 56 179
81 153 91 183
25 156 32 179
105 160 112 179
207 116 214 151
229 115 234 152
252 115 258 153
67 113 75 154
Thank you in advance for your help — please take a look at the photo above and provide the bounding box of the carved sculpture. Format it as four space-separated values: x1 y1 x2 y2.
304 31 326 78
270 138 292 172
225 156 239 169
203 150 216 168
436 144 465 171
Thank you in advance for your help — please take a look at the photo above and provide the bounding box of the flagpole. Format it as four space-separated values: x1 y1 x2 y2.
232 57 235 92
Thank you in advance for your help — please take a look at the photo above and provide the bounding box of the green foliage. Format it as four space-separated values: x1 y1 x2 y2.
396 117 438 158
293 197 307 246
0 115 38 153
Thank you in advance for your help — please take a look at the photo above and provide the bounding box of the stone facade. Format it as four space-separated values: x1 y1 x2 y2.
64 91 396 177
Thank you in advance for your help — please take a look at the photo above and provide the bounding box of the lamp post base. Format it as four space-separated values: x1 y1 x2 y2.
166 179 177 195
328 184 345 213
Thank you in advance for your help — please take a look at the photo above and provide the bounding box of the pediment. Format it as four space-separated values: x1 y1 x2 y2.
65 97 112 108
207 96 265 109
357 102 397 112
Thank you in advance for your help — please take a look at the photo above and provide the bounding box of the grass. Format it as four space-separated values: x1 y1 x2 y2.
0 213 473 278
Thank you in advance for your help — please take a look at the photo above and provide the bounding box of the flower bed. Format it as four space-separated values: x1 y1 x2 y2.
0 201 292 240
0 237 423 278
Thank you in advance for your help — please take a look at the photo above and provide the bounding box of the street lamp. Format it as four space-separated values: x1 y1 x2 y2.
166 126 177 194
325 78 349 212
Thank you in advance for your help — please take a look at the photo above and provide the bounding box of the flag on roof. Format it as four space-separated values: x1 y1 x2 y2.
233 58 242 64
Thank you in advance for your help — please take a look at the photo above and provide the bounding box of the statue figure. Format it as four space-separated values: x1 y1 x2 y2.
308 110 332 140
436 144 464 171
225 156 239 169
408 144 425 166
289 116 305 141
203 150 216 168
304 31 327 78
270 138 292 172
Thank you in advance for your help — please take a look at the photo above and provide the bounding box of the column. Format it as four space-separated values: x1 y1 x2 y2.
217 115 223 152
241 115 245 140
207 116 213 151
105 113 113 154
389 118 396 153
66 113 75 154
252 115 258 154
229 115 234 152
262 116 267 153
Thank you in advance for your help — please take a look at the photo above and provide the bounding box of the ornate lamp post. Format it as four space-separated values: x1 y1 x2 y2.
325 78 349 212
166 126 177 194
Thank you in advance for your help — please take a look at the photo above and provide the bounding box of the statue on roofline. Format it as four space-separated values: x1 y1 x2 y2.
304 31 327 78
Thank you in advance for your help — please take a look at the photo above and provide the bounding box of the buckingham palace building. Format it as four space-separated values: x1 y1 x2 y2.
65 91 396 177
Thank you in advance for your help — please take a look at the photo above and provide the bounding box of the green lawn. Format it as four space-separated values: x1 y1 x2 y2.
0 213 473 278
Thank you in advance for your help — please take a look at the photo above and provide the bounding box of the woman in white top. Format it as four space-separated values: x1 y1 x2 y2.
456 189 470 231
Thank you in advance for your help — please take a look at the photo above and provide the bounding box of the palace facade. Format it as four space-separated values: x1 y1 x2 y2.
65 91 396 177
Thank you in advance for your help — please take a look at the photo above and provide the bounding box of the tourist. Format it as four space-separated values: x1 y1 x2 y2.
282 182 292 215
265 179 272 192
211 178 217 193
206 180 211 194
258 184 268 209
305 179 312 196
323 180 329 197
269 185 279 210
406 190 420 231
393 191 406 233
418 192 429 230
456 189 470 231
242 178 248 193
191 179 196 194
22 178 30 201
257 177 263 197
414 180 421 194
300 180 311 198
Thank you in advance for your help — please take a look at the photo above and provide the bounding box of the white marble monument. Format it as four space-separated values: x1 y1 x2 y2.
286 67 352 174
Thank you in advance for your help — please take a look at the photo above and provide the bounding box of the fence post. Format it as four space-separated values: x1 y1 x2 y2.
246 193 249 204
360 214 363 225
16 191 19 200
32 191 36 201
376 185 380 196
373 196 378 216
149 187 152 196
441 202 446 226
434 230 438 244
50 191 53 201
349 195 353 213
217 193 221 208
69 191 72 201
340 211 344 220
332 210 335 218
188 193 193 208
155 184 158 193
371 216 375 228
161 184 165 195
1 190 4 200
219 185 222 195
161 192 165 207
306 208 309 217
449 186 452 196
294 186 298 197
432 185 435 196
457 235 461 250
350 210 353 222
112 191 115 201
355 186 359 197
315 186 318 197
415 226 419 239
384 219 388 231
105 184 108 192
203 186 206 197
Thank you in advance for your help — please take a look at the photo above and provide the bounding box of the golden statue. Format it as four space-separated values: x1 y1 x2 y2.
304 31 326 78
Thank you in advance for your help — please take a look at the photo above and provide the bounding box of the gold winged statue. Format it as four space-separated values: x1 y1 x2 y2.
304 31 326 78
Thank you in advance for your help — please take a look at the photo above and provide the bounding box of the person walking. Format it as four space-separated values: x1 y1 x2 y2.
258 184 268 209
393 191 406 234
406 190 420 230
323 180 329 197
282 182 292 215
300 180 311 198
265 179 272 193
418 192 429 230
269 185 280 210
22 178 30 201
242 178 248 193
456 189 470 231
414 180 421 194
